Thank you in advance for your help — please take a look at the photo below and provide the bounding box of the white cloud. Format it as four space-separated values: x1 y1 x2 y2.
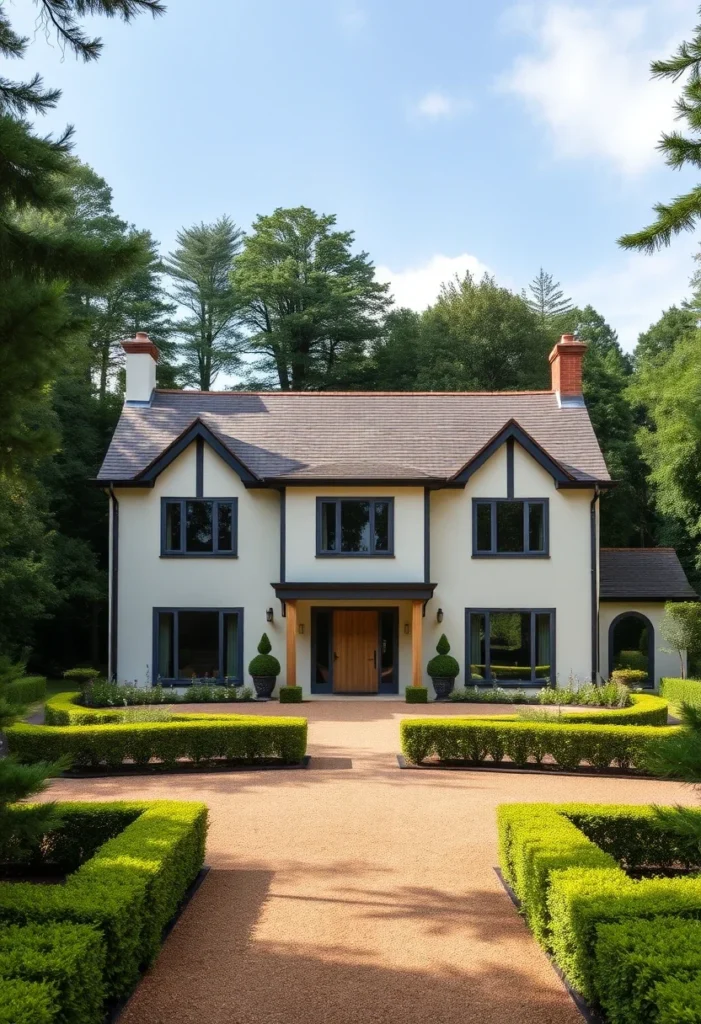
412 90 471 120
498 3 683 175
567 245 694 350
375 253 493 311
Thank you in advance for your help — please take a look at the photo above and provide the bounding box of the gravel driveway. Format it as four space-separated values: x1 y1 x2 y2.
40 700 694 1024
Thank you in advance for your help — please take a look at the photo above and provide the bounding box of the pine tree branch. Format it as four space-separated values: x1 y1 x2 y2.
618 186 701 252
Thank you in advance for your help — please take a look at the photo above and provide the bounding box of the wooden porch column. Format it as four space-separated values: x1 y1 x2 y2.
411 599 423 687
285 600 297 686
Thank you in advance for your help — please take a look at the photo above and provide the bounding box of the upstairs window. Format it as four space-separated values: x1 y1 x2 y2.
317 498 394 556
473 499 548 556
162 498 237 556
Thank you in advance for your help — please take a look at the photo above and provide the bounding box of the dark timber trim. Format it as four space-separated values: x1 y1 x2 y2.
109 489 119 681
452 419 574 486
279 488 286 583
195 437 204 497
273 581 437 602
590 487 600 681
136 418 260 487
424 488 430 583
506 438 515 498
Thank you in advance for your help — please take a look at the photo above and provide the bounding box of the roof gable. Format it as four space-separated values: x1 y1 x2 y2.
136 418 260 486
450 418 574 486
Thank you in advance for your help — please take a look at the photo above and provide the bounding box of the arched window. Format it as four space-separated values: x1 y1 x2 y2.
608 612 654 688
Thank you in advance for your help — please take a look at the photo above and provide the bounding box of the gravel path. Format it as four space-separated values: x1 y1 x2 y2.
41 700 694 1024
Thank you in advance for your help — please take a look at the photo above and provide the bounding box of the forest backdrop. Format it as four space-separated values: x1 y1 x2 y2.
3 0 701 675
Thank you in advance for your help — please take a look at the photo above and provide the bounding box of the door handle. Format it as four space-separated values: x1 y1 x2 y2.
373 650 377 669
333 652 338 661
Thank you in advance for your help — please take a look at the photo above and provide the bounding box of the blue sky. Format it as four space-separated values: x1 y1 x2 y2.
12 0 700 350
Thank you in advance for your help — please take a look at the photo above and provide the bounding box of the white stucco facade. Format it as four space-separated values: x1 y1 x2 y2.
111 435 605 695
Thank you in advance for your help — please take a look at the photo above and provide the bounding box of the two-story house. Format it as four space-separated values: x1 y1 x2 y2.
98 331 696 695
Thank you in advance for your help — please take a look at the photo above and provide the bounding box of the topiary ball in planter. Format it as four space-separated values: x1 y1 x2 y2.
427 634 460 700
248 633 281 700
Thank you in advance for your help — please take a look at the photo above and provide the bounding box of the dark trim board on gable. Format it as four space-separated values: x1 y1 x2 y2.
452 419 575 486
136 419 261 487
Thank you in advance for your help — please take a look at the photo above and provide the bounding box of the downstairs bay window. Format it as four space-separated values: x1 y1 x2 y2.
154 608 243 684
466 609 554 685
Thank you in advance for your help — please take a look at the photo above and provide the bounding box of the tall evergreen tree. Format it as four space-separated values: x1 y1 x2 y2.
165 218 243 390
619 9 701 252
415 274 552 391
233 206 391 390
523 268 575 334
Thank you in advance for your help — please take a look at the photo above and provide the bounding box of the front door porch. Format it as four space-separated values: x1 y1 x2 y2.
283 599 425 696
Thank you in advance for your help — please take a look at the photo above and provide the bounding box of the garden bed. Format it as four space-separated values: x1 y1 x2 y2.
58 754 311 778
396 754 659 778
0 802 207 1023
7 715 308 770
497 803 701 1023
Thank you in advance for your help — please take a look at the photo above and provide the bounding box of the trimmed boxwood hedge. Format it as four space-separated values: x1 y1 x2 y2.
7 715 308 768
0 801 207 999
405 687 428 704
279 686 303 703
401 717 676 770
498 803 701 1004
661 677 701 711
594 917 701 1024
0 921 106 1024
2 677 46 705
0 978 57 1024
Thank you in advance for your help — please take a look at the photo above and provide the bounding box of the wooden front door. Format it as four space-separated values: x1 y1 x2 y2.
333 611 378 693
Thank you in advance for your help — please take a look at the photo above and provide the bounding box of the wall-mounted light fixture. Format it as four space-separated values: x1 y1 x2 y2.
437 608 444 623
266 608 274 623
403 623 410 635
298 623 305 635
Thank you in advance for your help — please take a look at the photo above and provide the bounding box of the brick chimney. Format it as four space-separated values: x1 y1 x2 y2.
549 333 586 403
122 332 159 403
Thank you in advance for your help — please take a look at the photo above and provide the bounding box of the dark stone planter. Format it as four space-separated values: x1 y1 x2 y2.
431 675 456 700
252 675 276 700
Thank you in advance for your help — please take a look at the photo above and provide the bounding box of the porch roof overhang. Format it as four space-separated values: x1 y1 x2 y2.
271 581 437 602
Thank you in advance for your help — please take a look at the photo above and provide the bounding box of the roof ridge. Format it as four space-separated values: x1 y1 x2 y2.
153 389 557 398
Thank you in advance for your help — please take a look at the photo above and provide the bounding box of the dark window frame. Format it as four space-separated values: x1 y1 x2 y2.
152 606 244 685
472 498 549 558
464 607 556 686
160 497 238 557
310 607 399 694
315 497 395 557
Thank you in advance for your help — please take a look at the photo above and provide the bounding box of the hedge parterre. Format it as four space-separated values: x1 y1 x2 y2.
497 802 701 1020
1 676 46 705
661 676 701 711
9 711 308 769
0 801 207 1005
401 701 673 771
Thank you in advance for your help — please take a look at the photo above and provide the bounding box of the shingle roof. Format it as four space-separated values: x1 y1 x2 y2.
97 389 611 484
600 548 697 601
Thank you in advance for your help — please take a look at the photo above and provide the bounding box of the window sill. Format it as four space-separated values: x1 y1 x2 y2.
315 553 396 559
471 553 550 559
160 553 239 559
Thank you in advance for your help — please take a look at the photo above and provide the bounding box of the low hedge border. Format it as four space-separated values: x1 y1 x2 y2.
0 921 106 1024
405 687 428 704
661 677 701 712
2 677 46 705
7 716 308 768
44 691 249 726
0 978 57 1024
400 717 676 771
0 801 207 1000
498 803 701 1005
279 686 303 703
594 917 701 1024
